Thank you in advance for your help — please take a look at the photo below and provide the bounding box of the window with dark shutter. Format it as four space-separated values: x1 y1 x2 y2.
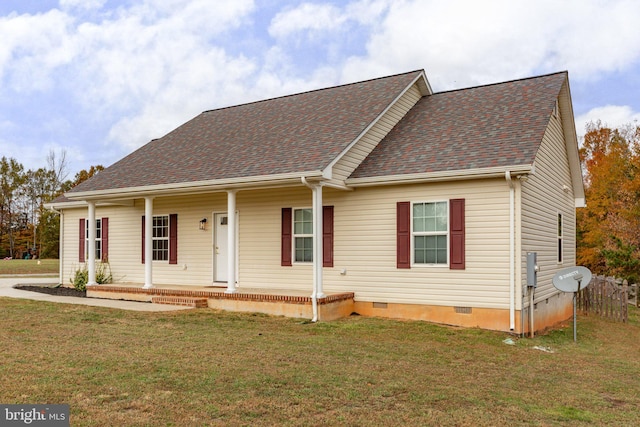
169 213 178 265
79 218 85 263
449 198 465 270
142 214 178 263
101 217 109 262
396 202 411 268
281 208 292 266
322 206 334 267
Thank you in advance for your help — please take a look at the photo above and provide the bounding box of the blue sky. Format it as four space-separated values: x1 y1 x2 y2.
1 0 639 178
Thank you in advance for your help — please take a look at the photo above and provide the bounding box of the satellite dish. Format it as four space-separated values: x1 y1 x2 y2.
552 266 592 293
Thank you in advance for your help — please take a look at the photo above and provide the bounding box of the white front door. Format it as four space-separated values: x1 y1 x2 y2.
214 213 228 282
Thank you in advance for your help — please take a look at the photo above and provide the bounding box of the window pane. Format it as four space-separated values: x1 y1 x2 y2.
557 213 562 237
295 237 313 262
294 208 313 234
413 202 447 233
414 235 447 264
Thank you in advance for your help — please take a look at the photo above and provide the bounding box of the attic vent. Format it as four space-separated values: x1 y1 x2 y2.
454 306 472 314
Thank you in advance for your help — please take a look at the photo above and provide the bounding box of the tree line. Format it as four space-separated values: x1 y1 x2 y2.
578 121 640 282
0 150 102 259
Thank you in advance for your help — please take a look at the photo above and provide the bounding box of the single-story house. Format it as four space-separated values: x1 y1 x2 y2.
47 69 585 333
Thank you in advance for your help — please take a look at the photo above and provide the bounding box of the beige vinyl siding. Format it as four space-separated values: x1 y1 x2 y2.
330 84 423 182
60 178 512 309
237 179 512 308
521 97 577 303
237 187 313 287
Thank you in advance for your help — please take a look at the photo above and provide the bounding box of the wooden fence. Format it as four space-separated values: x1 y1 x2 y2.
577 276 630 323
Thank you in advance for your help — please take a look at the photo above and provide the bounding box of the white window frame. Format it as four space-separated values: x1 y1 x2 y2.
411 200 449 267
293 207 313 263
85 218 102 261
557 212 563 264
152 214 169 262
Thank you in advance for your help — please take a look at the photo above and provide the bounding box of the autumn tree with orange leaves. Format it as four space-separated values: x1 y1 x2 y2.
577 121 640 281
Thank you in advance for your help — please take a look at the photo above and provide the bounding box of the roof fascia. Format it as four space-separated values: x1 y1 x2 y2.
346 165 533 187
558 75 586 208
322 70 431 179
64 171 324 202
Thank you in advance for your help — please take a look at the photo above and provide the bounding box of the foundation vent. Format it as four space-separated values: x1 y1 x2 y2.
372 302 388 309
454 306 472 314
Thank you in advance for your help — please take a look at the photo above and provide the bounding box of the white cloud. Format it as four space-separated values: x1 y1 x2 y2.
269 3 347 39
575 105 640 137
0 9 76 92
59 0 107 11
341 0 640 89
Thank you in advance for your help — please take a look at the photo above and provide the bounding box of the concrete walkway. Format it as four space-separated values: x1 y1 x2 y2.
0 276 193 311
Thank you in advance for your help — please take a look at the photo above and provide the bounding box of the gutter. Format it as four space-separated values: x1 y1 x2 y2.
63 171 325 202
347 165 533 187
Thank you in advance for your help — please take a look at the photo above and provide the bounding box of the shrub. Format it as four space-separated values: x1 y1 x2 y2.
70 262 113 291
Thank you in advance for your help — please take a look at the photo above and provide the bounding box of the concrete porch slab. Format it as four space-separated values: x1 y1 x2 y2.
86 284 355 321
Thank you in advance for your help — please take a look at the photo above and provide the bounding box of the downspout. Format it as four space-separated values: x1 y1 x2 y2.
301 177 318 323
506 171 515 331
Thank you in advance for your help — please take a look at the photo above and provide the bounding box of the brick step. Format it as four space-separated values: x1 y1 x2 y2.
151 296 208 308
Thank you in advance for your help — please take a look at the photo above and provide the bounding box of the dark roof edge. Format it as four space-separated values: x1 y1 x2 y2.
432 70 568 95
201 69 425 114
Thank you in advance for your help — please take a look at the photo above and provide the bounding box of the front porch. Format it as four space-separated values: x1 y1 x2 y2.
86 284 355 321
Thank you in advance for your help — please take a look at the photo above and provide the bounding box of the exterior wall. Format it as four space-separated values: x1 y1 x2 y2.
60 179 513 323
237 179 512 312
520 99 577 331
330 83 423 182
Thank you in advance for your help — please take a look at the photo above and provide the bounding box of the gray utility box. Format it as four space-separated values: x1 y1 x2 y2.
526 252 538 287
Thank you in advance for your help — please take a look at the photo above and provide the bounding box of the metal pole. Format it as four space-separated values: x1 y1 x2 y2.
573 278 581 342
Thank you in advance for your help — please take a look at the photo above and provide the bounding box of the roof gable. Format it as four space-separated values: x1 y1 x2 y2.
349 72 568 180
68 70 424 196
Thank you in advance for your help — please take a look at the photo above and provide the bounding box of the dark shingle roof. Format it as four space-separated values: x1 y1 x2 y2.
349 72 567 179
68 70 423 194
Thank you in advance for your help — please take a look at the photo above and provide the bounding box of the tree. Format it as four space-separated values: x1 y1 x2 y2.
577 121 640 281
0 157 26 258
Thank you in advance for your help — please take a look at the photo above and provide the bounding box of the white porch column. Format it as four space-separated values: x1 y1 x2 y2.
225 190 237 294
312 184 325 299
143 196 154 289
87 201 97 286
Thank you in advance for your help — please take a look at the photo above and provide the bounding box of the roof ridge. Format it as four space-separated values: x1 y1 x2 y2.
202 69 424 114
432 70 568 95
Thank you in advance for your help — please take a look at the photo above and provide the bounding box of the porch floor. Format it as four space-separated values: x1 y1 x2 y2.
86 283 355 321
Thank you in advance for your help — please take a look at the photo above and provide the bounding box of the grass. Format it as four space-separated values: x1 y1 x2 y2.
0 295 638 426
0 259 59 275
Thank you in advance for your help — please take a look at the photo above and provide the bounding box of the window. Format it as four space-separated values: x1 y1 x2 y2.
281 207 333 267
413 201 448 265
397 199 464 269
141 214 177 264
85 218 102 261
294 208 313 262
557 212 563 263
152 215 169 261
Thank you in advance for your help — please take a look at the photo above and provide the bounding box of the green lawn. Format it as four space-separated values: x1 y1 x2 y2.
0 259 59 275
1 296 638 426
